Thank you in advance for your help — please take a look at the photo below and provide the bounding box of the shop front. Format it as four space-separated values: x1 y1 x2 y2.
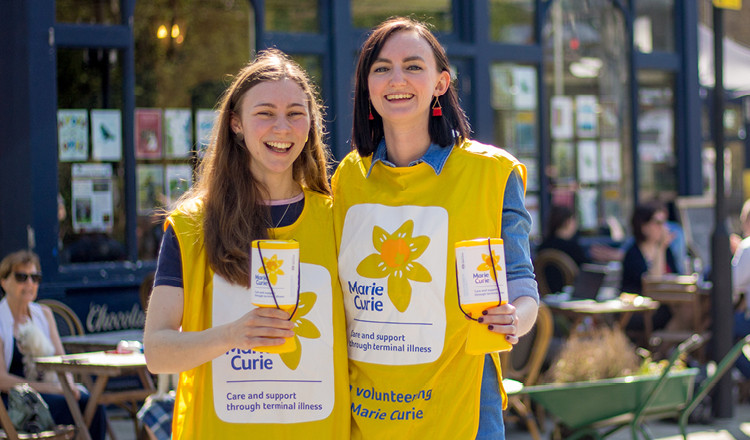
0 0 745 329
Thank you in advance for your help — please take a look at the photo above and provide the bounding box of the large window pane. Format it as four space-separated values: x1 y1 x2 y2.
57 49 127 264
490 63 540 237
266 0 319 33
135 1 254 108
637 70 676 201
109 0 253 262
489 0 535 44
351 0 452 32
634 0 674 53
543 0 631 235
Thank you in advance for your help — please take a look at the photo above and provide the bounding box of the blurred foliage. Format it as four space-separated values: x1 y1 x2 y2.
546 327 641 383
351 0 451 31
56 0 253 110
265 0 319 33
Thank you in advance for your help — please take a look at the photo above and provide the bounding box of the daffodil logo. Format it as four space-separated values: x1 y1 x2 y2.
477 250 502 281
259 254 284 285
280 291 320 370
356 220 431 312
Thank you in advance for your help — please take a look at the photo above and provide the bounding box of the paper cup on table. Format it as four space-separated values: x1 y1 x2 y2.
455 238 512 354
250 239 299 353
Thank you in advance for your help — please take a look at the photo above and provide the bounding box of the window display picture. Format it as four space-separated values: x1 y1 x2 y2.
576 140 599 184
195 109 217 157
550 96 574 140
164 108 193 158
575 95 598 138
58 109 89 162
166 164 192 205
71 163 114 233
552 141 575 182
136 108 163 159
136 164 165 214
91 109 123 161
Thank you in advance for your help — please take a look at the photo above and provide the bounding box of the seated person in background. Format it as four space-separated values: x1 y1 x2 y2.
621 202 677 332
0 250 106 440
731 199 750 379
590 202 688 275
537 205 589 293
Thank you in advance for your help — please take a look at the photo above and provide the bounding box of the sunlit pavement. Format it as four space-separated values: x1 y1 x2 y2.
105 402 750 439
505 402 750 440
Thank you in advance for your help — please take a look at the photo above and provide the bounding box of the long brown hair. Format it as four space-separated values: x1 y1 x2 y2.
177 49 330 287
352 17 470 156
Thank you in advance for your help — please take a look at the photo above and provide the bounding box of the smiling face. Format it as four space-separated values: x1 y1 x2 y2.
1 262 41 305
231 78 311 184
367 30 450 132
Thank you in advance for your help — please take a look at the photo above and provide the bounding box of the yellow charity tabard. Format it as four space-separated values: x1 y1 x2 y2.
168 188 349 439
332 139 526 439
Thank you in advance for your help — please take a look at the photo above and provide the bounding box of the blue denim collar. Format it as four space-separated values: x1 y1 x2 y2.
366 138 453 177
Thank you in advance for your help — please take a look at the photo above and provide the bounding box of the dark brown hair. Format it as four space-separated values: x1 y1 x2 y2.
631 202 666 244
177 49 331 287
351 17 470 156
544 205 575 241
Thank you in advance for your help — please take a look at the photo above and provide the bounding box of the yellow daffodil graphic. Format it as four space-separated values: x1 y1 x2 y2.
356 220 431 312
477 250 502 281
259 254 284 285
280 291 320 370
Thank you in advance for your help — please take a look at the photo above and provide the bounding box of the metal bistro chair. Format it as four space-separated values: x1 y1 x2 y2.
640 273 710 357
0 398 75 440
501 303 554 440
37 299 84 338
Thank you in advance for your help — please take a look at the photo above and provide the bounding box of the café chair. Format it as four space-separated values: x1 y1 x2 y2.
0 397 75 440
37 300 84 337
533 249 579 297
501 303 554 440
641 273 710 356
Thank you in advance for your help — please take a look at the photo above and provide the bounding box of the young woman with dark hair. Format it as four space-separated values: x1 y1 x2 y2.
334 17 538 439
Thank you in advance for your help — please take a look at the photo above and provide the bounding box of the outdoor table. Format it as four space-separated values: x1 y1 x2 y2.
61 329 144 354
35 351 155 440
545 296 660 331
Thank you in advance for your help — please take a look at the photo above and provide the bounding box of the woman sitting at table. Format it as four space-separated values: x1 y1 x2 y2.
0 249 106 439
537 205 590 294
620 203 677 333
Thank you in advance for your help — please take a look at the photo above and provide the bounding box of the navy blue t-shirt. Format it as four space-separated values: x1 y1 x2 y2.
153 198 305 288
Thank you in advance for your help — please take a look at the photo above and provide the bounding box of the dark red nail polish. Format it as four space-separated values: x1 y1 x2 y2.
488 325 494 331
478 317 484 323
482 310 488 315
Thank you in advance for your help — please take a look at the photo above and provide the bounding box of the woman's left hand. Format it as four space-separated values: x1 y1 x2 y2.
478 302 519 345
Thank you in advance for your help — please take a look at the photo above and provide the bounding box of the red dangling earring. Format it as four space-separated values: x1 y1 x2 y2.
432 96 443 117
368 101 375 120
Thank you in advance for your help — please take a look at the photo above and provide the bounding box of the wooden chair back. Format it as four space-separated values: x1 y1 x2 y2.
37 299 84 337
0 397 76 440
500 303 554 386
641 273 709 356
534 249 579 296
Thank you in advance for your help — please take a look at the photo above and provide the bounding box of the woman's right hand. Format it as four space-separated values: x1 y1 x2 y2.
227 307 296 350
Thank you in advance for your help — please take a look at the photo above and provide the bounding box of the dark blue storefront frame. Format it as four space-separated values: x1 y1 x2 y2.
0 0 149 331
0 0 708 332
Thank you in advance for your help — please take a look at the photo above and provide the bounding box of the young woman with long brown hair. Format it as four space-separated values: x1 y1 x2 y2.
143 49 348 439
